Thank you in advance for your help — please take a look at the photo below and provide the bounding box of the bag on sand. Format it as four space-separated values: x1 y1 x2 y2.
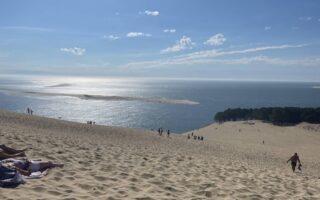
0 165 25 188
298 164 302 171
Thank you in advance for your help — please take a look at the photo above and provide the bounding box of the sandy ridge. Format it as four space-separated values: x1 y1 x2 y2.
0 110 320 199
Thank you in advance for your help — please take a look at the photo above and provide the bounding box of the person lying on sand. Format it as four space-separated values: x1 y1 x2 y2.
0 144 27 160
287 153 302 172
1 158 64 176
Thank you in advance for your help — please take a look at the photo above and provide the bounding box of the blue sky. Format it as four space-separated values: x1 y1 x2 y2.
0 0 320 81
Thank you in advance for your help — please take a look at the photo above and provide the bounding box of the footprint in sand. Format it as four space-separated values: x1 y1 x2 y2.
130 185 141 192
141 173 155 179
65 176 75 181
32 186 47 192
94 175 107 181
135 197 154 200
47 190 62 196
76 183 94 190
129 177 138 182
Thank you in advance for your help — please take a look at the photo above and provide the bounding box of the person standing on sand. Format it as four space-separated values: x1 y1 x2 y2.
287 153 302 172
167 130 170 137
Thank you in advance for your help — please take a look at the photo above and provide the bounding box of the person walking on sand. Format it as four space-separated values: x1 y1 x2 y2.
27 107 30 115
287 153 302 172
167 130 170 137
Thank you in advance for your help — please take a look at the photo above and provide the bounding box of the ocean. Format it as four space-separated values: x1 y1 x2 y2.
0 75 319 133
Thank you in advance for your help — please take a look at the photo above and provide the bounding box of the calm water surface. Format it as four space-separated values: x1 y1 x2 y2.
0 75 319 133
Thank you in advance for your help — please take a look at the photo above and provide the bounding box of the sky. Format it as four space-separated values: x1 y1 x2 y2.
0 0 320 81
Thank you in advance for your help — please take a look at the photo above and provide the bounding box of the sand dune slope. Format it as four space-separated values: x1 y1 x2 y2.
1 111 320 199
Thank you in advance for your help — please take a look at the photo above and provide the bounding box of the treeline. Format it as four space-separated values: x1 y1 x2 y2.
214 107 320 125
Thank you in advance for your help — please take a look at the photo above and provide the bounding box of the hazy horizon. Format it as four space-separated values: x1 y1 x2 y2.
1 0 320 81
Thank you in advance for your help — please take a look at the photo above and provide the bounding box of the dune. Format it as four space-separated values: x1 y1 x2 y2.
1 110 320 199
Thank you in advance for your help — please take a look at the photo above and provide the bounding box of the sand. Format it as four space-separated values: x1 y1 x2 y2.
1 110 320 199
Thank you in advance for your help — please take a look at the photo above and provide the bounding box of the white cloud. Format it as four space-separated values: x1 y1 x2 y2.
122 55 320 70
204 33 226 46
142 10 160 16
126 32 151 38
161 36 195 53
163 29 176 33
264 26 271 30
299 16 312 21
104 35 120 40
2 26 55 32
122 44 308 69
60 47 86 56
216 56 320 67
178 44 307 61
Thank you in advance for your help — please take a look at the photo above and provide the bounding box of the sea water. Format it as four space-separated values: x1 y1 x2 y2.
0 75 319 133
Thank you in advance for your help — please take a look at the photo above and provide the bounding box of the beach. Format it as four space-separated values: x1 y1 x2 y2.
1 110 320 199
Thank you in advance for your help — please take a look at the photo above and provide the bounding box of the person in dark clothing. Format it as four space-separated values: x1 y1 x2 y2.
0 145 26 160
287 153 302 172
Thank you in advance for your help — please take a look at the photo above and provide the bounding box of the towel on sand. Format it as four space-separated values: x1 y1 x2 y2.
23 168 50 179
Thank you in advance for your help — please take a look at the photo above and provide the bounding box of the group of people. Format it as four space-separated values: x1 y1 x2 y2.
187 132 204 141
0 144 63 187
87 121 96 125
157 128 170 137
26 107 34 115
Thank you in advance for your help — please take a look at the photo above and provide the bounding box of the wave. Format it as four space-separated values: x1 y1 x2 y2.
312 86 320 89
0 88 199 105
